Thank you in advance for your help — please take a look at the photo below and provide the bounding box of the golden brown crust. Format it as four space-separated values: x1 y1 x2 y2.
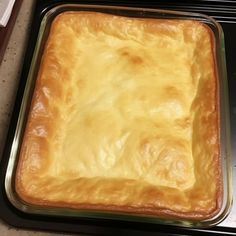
15 12 221 220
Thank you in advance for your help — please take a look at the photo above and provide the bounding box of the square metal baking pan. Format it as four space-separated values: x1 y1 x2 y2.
4 4 232 228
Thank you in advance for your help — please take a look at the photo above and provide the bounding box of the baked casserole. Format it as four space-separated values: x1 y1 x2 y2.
16 12 222 220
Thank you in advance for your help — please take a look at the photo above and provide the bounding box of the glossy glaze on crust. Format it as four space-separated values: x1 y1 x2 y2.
15 12 221 220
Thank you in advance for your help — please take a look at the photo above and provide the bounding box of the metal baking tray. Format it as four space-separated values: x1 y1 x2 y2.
4 4 232 229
